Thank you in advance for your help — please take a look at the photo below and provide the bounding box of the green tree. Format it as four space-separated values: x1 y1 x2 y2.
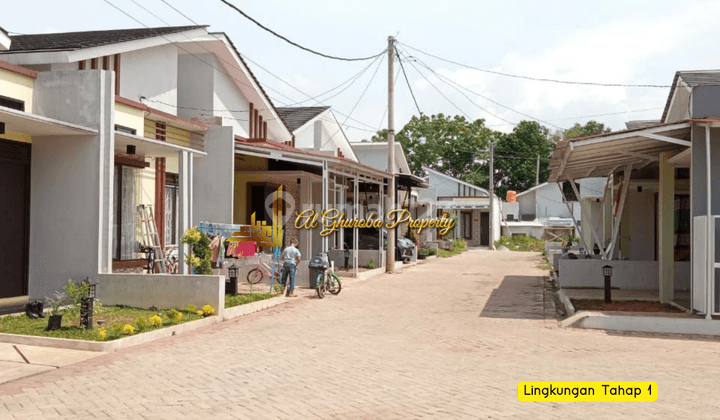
563 120 611 139
371 114 492 179
493 121 554 198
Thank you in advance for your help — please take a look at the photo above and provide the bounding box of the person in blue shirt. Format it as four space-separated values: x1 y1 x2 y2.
281 238 301 297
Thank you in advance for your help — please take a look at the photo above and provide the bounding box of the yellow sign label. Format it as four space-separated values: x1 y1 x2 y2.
517 382 657 402
294 208 456 237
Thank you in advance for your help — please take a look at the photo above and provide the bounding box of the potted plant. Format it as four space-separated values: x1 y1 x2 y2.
45 291 67 331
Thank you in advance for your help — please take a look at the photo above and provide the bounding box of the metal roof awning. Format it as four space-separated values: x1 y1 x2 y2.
396 173 428 189
234 142 388 184
0 106 97 136
549 120 693 182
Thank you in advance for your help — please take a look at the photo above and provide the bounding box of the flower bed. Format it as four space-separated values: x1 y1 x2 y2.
0 305 205 341
225 293 276 309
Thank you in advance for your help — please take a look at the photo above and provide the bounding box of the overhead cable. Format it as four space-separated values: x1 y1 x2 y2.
219 0 385 62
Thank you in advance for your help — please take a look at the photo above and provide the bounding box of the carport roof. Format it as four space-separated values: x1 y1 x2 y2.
0 106 97 136
549 120 694 183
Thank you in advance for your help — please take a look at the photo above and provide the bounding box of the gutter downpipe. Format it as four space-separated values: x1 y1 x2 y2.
706 123 713 320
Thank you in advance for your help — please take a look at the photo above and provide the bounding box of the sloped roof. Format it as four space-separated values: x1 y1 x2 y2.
8 25 205 52
662 70 720 122
275 106 330 132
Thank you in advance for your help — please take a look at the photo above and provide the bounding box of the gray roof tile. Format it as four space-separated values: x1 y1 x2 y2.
275 106 330 132
9 26 205 52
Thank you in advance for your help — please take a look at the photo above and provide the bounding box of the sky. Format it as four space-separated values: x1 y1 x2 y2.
4 0 720 141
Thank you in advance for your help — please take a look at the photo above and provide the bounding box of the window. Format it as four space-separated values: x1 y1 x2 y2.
462 211 472 239
0 95 25 112
164 174 178 246
155 121 167 141
113 165 140 260
115 124 137 135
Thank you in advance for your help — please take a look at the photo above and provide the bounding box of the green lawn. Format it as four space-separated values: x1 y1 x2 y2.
224 292 276 308
0 305 203 341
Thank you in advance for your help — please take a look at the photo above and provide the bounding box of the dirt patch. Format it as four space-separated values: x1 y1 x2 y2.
570 299 684 313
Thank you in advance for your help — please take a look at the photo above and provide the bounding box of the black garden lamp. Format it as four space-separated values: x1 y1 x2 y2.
80 282 97 329
226 264 238 295
602 265 613 304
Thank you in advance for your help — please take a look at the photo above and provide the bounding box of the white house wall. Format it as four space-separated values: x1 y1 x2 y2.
212 64 250 138
120 44 178 114
177 53 214 122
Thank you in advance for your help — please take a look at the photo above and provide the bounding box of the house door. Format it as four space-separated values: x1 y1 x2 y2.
480 212 490 246
0 139 30 299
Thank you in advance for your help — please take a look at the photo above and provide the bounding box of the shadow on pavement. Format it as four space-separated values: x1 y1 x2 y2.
478 275 546 320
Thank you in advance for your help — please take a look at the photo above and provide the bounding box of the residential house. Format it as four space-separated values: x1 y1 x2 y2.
548 69 720 318
419 167 501 247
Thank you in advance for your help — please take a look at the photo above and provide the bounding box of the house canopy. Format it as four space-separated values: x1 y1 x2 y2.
549 120 695 183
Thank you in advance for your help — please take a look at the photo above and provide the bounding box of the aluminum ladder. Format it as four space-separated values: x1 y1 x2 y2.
137 204 166 273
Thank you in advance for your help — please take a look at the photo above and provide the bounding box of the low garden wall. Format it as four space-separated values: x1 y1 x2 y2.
558 260 690 291
98 274 225 318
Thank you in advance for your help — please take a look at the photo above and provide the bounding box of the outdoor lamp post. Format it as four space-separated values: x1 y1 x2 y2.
602 265 613 304
227 265 238 295
81 282 96 330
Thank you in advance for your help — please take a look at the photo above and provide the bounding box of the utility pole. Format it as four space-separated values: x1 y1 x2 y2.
489 143 494 247
536 155 540 186
386 36 396 273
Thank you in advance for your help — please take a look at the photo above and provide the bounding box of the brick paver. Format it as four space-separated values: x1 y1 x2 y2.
1 250 718 419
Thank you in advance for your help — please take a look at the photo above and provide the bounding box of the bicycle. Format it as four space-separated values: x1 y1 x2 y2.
316 267 342 299
246 252 282 284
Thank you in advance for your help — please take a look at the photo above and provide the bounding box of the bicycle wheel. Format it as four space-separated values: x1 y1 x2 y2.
328 272 342 295
316 273 325 299
247 268 264 284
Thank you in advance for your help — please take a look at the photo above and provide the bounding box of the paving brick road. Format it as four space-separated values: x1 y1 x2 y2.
2 250 720 419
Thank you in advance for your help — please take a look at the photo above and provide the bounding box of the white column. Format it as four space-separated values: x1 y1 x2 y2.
353 175 359 277
178 150 192 274
658 152 675 303
322 161 329 253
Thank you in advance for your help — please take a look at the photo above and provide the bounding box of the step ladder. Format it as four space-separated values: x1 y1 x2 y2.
137 204 167 273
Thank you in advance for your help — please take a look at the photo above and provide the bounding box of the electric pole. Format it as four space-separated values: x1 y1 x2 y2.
386 36 396 273
536 155 540 186
489 143 494 248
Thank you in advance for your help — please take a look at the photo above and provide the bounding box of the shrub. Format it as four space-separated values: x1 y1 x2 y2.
493 236 545 252
428 248 437 256
367 258 376 269
417 248 430 259
165 309 181 323
63 279 89 318
135 316 148 331
185 304 196 313
452 239 467 252
122 324 135 335
181 228 213 274
149 315 163 326
97 327 107 340
110 323 123 338
199 304 215 317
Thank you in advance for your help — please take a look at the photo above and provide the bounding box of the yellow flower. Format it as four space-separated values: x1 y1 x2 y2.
149 315 163 326
175 312 183 321
200 304 215 316
98 327 107 340
196 310 203 316
122 324 135 335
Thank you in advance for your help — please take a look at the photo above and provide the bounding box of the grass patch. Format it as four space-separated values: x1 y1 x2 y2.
438 240 467 258
494 236 545 252
0 305 203 341
224 292 276 308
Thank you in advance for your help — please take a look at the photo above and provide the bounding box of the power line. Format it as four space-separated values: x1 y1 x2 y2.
219 0 385 62
154 0 382 134
395 46 422 116
342 54 385 126
399 41 672 88
286 54 384 106
402 50 515 125
405 52 563 130
402 54 473 121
